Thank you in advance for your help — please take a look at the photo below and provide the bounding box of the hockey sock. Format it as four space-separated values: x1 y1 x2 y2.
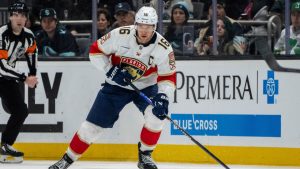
140 126 161 151
68 132 90 161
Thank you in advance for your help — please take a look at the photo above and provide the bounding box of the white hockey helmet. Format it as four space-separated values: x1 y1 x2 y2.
135 6 158 29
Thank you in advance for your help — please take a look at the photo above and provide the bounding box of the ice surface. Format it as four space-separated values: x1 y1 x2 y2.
0 160 300 169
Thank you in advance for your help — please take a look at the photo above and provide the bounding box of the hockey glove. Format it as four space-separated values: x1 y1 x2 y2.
106 66 133 86
151 93 169 120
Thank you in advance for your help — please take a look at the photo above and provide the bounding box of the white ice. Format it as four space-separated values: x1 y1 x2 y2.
1 161 300 169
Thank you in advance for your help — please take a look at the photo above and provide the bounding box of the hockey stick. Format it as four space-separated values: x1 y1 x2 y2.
255 37 300 73
126 80 230 169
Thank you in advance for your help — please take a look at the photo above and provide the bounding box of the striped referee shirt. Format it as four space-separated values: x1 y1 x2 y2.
0 23 37 81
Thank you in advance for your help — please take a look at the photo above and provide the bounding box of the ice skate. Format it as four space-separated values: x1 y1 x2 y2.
49 153 74 169
137 142 158 169
0 143 24 163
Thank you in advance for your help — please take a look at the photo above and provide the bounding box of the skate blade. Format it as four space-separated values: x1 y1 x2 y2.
0 155 23 163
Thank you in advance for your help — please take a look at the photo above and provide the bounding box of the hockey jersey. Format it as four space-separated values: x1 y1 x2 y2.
89 25 176 97
0 23 37 81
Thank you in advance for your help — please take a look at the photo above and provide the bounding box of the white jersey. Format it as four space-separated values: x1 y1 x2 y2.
89 25 176 97
274 26 300 55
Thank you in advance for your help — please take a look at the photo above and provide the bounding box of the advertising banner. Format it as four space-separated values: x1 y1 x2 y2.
0 60 299 149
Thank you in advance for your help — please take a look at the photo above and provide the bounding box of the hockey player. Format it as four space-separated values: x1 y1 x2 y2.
49 6 176 169
0 2 38 163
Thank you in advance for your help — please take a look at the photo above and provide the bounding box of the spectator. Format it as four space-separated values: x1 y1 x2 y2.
195 19 230 55
194 0 246 55
274 1 300 55
35 8 79 57
164 2 195 56
110 2 135 30
97 8 111 39
150 0 194 19
270 0 298 26
207 0 244 39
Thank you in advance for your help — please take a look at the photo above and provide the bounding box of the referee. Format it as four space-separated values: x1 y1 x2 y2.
0 1 38 163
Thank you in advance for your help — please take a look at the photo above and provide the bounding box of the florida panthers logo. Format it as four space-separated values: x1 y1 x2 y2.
120 57 147 81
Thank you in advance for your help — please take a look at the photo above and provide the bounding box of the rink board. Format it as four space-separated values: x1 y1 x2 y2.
13 143 300 166
1 60 300 165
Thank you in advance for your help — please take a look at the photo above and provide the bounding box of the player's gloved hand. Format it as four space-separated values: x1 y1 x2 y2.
106 66 133 86
151 93 169 120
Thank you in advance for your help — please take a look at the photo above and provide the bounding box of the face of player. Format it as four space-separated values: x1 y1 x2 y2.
9 12 27 35
41 17 57 33
136 23 155 44
172 8 186 25
97 13 109 31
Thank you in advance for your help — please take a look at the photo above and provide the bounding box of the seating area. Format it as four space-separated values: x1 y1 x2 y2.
0 1 289 57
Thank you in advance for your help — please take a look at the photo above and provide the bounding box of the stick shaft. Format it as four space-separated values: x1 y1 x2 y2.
127 81 230 169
